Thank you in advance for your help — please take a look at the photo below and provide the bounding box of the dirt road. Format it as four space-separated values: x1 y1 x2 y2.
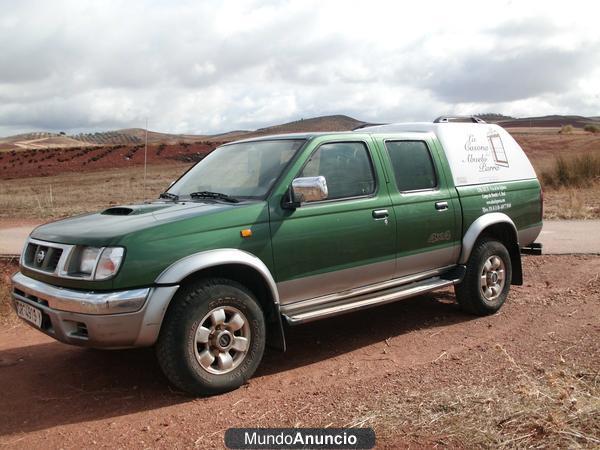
0 255 598 448
538 220 600 254
0 227 34 255
0 220 40 255
2 220 599 256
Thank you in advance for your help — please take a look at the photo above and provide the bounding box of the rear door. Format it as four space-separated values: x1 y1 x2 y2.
268 136 396 304
375 134 461 277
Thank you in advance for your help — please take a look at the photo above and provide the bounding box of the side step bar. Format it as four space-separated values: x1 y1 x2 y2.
521 242 542 255
282 267 465 325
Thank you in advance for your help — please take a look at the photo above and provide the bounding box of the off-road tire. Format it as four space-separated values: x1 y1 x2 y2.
455 237 512 316
156 278 266 396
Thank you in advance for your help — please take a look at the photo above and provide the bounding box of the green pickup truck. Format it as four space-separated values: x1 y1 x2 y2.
11 116 543 395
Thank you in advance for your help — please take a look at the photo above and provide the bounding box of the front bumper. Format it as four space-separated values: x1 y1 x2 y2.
11 272 179 348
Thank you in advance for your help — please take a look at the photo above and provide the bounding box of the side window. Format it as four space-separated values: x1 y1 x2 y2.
385 141 437 192
300 142 376 201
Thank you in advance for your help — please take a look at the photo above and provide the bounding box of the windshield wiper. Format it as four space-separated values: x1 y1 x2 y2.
159 192 179 201
190 191 239 203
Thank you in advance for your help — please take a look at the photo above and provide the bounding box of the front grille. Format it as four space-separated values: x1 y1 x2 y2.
23 243 63 273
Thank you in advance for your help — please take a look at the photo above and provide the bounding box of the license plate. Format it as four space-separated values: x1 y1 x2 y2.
15 300 43 328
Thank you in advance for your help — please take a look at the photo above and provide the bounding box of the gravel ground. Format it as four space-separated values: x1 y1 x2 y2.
0 255 598 448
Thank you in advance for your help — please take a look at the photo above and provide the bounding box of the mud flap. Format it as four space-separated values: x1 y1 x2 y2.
266 310 287 352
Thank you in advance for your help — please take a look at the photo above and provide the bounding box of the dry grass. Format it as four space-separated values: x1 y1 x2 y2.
559 125 575 134
543 186 600 219
373 347 600 448
0 162 190 220
0 260 19 325
538 153 600 219
541 154 600 189
584 124 600 134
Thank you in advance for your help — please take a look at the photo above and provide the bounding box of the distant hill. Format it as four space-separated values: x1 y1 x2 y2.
0 128 202 151
498 115 600 128
0 115 370 150
117 128 207 144
71 129 204 146
0 131 95 150
3 113 600 151
202 130 250 142
254 114 369 134
203 115 371 142
71 130 143 145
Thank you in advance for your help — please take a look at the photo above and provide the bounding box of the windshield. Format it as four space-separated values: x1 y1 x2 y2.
167 139 305 200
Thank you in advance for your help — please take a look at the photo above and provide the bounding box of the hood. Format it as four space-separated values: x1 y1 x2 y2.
30 200 251 246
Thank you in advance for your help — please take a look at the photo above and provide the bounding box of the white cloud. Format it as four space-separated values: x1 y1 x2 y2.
0 0 599 136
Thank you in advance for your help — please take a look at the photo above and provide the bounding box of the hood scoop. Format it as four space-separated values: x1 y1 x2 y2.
101 203 174 216
102 207 134 216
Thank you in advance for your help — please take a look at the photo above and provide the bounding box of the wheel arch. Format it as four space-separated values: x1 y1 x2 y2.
155 249 286 351
460 213 523 285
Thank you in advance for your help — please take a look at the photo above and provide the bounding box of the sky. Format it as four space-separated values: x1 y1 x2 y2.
0 0 599 136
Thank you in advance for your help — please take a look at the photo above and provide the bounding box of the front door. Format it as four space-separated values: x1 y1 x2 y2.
269 138 396 305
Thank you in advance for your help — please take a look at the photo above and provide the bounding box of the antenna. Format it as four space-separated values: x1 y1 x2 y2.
143 118 148 201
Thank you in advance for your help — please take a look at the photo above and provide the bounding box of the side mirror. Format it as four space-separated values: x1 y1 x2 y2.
291 176 328 205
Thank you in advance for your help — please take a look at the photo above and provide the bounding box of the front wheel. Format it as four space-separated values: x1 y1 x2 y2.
156 278 266 395
455 237 512 316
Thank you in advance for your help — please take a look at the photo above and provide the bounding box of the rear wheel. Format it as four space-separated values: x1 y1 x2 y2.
156 278 266 395
455 237 512 316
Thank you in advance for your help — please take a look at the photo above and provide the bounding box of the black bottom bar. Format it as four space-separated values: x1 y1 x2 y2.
521 242 543 255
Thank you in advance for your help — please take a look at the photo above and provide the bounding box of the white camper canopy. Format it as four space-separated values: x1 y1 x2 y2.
360 121 537 187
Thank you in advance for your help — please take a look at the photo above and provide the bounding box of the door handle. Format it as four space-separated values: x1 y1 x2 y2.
435 201 449 211
372 209 389 219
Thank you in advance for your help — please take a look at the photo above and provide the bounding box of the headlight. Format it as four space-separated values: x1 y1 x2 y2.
95 247 125 280
71 246 124 280
80 247 101 275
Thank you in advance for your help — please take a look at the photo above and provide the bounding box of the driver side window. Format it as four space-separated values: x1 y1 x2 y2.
299 142 376 201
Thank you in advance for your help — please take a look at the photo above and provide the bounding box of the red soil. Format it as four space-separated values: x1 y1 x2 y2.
0 142 223 180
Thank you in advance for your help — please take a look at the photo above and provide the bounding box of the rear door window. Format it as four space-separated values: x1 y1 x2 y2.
385 141 437 192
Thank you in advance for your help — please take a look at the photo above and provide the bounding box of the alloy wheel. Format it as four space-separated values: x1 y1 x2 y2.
194 306 251 375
